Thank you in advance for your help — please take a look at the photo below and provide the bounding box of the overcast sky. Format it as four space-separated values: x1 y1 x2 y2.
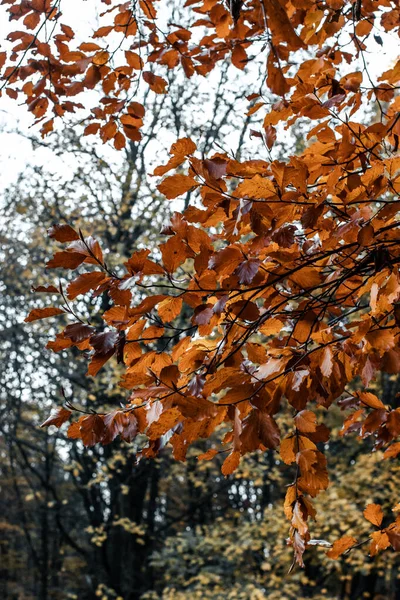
0 1 398 194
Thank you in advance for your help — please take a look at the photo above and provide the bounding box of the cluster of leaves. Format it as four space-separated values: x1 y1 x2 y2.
2 0 399 143
6 0 400 568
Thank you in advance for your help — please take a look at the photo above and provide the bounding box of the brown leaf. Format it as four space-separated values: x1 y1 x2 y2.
80 414 106 447
142 71 167 94
158 174 199 199
187 374 205 398
87 350 115 377
67 272 106 300
221 450 240 475
290 267 321 289
240 410 280 452
326 535 357 559
236 259 260 284
125 50 143 69
280 436 297 464
25 307 64 322
92 50 109 65
90 331 119 354
41 407 72 428
46 251 86 270
103 410 138 444
387 409 400 437
198 448 219 461
47 224 79 242
383 442 400 459
32 285 60 294
64 323 95 343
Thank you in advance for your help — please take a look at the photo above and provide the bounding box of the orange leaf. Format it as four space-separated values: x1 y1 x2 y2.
231 44 247 70
158 296 183 323
383 442 400 459
84 122 100 136
295 410 317 433
356 391 385 410
114 131 126 150
326 536 357 559
80 414 106 447
92 50 109 65
369 530 390 557
157 174 199 199
198 448 219 461
280 436 297 464
221 450 240 475
87 350 115 377
364 503 384 527
25 307 64 322
147 407 181 439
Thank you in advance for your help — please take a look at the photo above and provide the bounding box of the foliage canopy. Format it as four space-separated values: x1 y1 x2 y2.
3 0 400 569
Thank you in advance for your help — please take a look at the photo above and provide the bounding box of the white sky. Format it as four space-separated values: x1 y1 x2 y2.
0 1 398 194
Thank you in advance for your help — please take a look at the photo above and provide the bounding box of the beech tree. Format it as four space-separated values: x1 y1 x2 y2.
3 0 400 568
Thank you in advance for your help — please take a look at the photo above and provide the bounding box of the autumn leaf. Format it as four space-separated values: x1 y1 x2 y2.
92 50 109 65
47 224 79 243
125 50 143 69
79 414 106 447
32 285 60 294
383 442 400 459
290 267 321 289
356 391 385 410
64 323 95 343
364 503 384 527
41 407 72 428
280 436 297 464
8 0 400 571
158 296 183 323
157 174 199 199
295 410 317 433
326 536 357 559
25 307 65 322
170 138 196 157
87 350 115 377
198 448 219 461
67 271 106 300
142 71 167 93
236 259 260 284
90 331 119 354
221 450 240 475
147 407 181 439
369 530 390 556
320 347 333 377
102 410 138 444
46 251 86 270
